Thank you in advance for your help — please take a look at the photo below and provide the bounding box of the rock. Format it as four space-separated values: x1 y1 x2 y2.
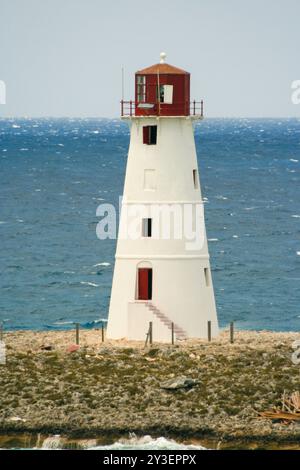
98 347 112 355
41 345 53 351
160 376 199 390
8 416 26 422
67 344 80 353
145 348 160 358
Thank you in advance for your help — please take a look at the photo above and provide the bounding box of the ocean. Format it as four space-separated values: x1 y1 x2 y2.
0 117 299 332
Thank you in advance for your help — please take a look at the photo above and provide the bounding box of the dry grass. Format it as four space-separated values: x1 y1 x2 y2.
0 329 300 443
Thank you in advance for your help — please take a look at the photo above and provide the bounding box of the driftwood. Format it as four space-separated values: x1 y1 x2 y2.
259 410 300 421
258 391 300 422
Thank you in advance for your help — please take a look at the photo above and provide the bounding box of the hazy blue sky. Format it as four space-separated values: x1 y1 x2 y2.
1 0 300 117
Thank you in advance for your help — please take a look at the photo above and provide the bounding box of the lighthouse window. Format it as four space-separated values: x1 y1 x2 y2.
142 218 152 237
137 75 146 102
204 268 210 287
193 169 199 189
157 84 173 104
143 125 157 145
144 169 156 190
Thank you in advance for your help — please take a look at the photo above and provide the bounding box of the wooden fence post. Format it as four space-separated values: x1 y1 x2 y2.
75 323 80 345
101 322 105 342
207 320 211 342
171 322 174 345
149 321 153 346
230 322 234 344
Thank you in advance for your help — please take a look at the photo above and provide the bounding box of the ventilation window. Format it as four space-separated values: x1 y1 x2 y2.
143 125 157 145
144 169 156 190
193 169 199 189
204 268 210 287
142 218 152 237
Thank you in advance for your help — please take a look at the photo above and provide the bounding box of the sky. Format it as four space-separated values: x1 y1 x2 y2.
1 0 300 118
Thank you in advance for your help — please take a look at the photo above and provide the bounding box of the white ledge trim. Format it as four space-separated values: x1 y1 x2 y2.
121 200 204 205
115 254 210 260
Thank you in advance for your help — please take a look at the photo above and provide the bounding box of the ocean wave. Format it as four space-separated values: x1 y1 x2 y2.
89 435 206 450
82 319 107 328
44 318 108 330
93 262 110 267
80 281 99 287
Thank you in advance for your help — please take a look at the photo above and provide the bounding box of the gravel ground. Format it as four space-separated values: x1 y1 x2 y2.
1 329 300 448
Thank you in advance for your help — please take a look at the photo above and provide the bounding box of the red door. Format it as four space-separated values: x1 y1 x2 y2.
138 268 152 300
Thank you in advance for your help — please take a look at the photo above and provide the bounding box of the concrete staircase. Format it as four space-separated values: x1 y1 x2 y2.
146 302 187 341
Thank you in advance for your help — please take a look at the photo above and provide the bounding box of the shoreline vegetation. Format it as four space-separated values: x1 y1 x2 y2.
1 329 300 449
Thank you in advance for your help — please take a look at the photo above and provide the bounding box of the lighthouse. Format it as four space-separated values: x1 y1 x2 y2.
106 53 219 341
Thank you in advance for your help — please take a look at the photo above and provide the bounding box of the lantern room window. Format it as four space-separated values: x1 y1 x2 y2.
143 125 157 145
137 75 146 102
157 84 173 104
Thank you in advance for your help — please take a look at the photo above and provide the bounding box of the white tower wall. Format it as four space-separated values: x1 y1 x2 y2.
107 116 219 341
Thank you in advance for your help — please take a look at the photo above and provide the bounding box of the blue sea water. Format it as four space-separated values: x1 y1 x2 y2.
0 117 299 332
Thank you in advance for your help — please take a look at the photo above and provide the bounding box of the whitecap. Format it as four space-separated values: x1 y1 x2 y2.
290 159 299 162
80 281 99 287
93 262 110 267
233 235 239 238
12 124 21 129
20 148 29 151
292 215 300 218
297 252 300 256
208 238 218 242
0 221 7 224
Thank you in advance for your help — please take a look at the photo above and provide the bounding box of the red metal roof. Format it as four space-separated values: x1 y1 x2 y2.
136 62 189 75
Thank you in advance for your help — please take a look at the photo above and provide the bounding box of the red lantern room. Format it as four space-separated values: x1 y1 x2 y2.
121 53 203 118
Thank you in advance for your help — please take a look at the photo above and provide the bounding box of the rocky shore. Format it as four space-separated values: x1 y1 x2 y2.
1 329 300 449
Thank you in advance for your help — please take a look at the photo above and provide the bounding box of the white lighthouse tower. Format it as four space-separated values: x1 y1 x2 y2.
107 54 219 341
